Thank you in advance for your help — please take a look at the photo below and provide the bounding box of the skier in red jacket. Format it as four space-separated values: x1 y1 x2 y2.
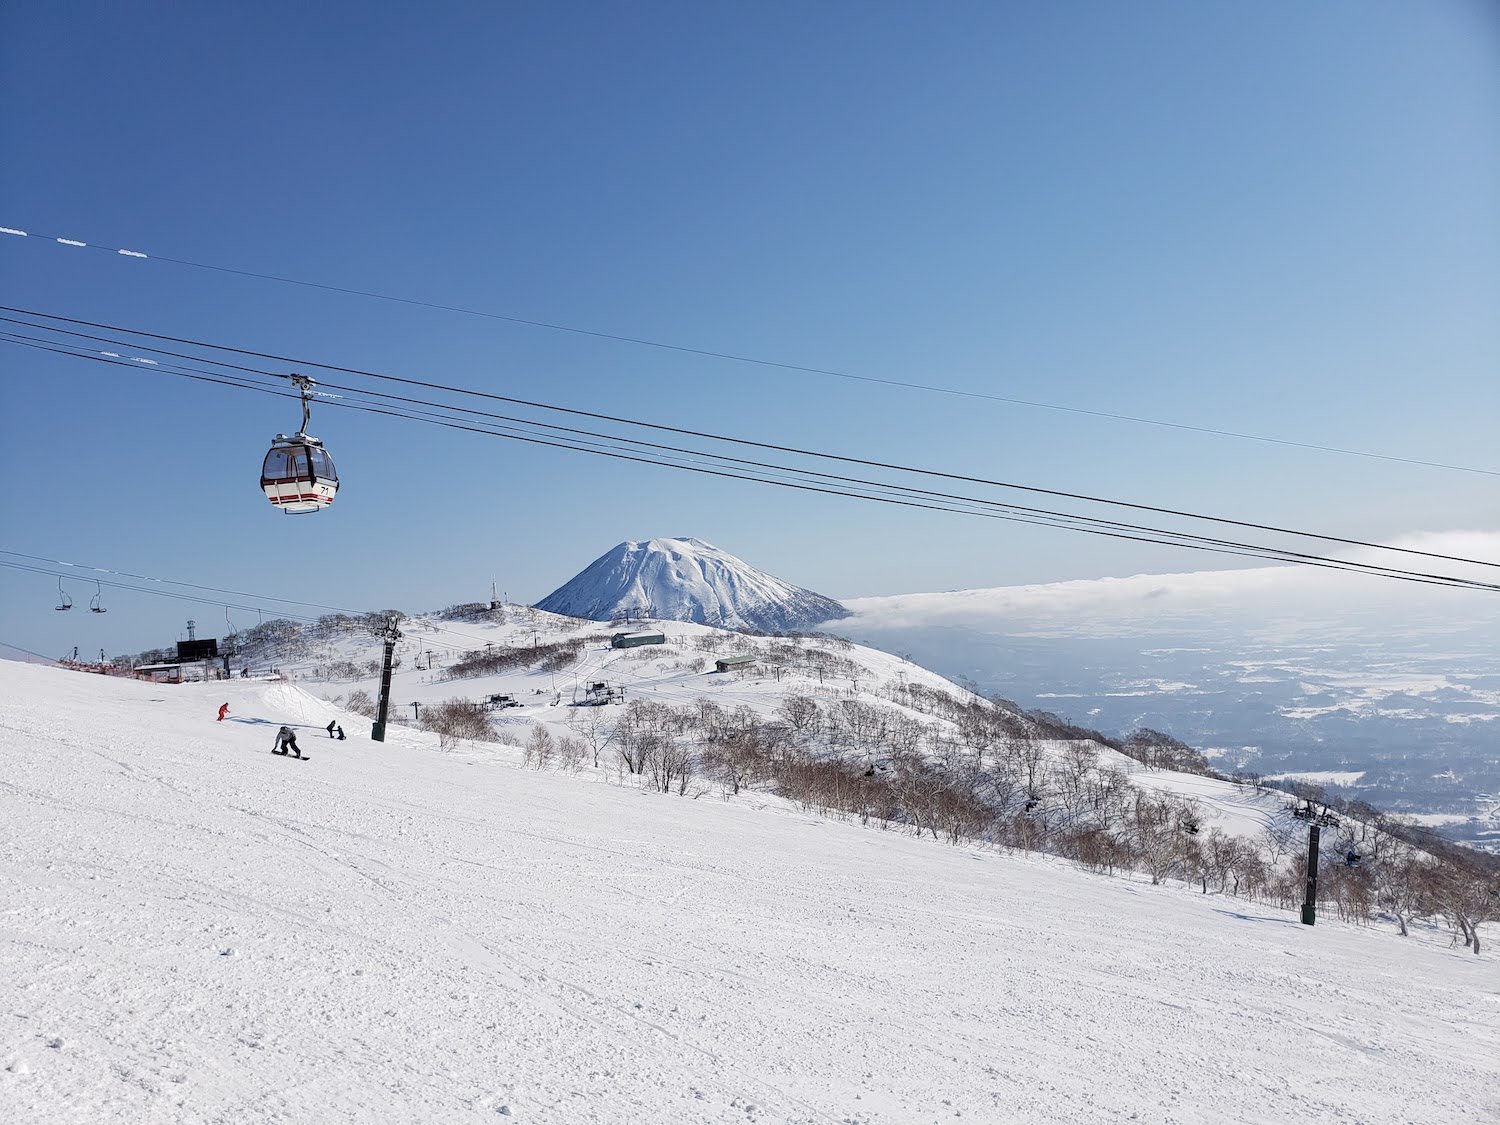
217 703 230 722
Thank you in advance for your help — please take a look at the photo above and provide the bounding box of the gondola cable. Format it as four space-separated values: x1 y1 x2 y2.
5 333 1497 595
2 222 1493 479
2 305 1494 578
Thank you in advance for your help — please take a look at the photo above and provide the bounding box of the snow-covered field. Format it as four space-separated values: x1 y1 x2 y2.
2 660 1497 1124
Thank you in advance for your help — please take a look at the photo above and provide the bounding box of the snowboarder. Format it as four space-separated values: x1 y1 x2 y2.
326 720 345 740
273 725 303 757
217 703 230 722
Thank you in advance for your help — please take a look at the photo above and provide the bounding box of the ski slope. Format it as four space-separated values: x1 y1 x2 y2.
2 660 1496 1124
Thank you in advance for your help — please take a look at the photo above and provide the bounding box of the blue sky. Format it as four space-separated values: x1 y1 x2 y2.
2 1 1497 659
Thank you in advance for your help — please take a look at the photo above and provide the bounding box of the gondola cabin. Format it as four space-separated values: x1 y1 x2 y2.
261 437 338 513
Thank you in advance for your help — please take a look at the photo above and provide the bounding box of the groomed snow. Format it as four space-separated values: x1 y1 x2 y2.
2 661 1496 1124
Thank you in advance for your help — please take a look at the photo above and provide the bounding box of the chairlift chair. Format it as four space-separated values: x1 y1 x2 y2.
55 578 72 611
261 375 339 513
90 580 107 613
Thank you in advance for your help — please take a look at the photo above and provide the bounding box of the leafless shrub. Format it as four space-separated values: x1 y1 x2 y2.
538 643 584 673
448 638 584 679
420 698 498 749
555 735 587 773
1057 826 1129 875
438 602 508 624
1122 727 1222 778
617 645 682 663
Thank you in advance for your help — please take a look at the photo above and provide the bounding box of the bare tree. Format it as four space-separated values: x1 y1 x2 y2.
644 737 695 795
1428 854 1497 955
524 724 555 769
1262 813 1303 869
1129 791 1186 886
838 700 890 753
1376 853 1431 938
567 704 616 768
703 727 767 796
555 734 586 773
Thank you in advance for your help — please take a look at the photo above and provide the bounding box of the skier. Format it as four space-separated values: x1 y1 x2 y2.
326 720 346 740
217 703 230 722
272 725 303 758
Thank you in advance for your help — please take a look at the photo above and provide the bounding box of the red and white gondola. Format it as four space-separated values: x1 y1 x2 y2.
260 375 340 514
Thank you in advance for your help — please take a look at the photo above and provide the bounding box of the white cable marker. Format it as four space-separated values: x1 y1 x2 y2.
131 357 159 364
117 249 148 258
0 227 27 237
101 351 121 357
57 238 87 247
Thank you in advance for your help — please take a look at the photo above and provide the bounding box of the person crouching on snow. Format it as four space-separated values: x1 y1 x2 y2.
273 725 303 757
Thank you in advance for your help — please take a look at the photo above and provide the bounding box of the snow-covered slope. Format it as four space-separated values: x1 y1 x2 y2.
2 659 1496 1125
168 608 1348 851
535 537 848 632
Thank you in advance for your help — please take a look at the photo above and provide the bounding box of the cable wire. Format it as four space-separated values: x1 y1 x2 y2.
2 223 1494 478
4 329 1497 596
4 305 1496 581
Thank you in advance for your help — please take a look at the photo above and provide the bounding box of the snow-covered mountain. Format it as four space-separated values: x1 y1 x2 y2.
535 536 849 632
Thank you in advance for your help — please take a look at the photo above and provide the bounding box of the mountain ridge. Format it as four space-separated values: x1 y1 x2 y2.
535 536 849 632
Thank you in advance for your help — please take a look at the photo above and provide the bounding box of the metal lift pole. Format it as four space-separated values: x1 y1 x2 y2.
1301 821 1322 926
371 615 402 743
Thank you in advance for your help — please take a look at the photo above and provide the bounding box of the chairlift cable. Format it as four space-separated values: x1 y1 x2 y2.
3 560 322 620
0 552 553 653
